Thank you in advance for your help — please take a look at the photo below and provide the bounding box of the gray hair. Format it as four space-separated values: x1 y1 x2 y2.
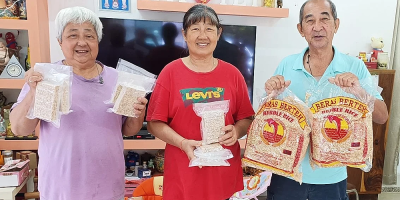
299 0 337 25
182 4 221 34
55 6 103 42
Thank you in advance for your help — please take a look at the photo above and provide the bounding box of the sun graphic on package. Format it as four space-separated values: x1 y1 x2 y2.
323 115 350 142
261 118 286 146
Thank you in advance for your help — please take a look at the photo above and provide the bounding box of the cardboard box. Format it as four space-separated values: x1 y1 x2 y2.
16 151 37 170
364 62 378 69
0 163 29 187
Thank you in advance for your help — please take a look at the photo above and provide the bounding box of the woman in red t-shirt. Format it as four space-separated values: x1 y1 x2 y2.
146 4 255 200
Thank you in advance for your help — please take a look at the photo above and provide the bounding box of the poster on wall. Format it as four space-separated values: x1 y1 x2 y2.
99 0 130 12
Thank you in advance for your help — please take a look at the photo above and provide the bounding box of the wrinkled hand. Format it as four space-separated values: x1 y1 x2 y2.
329 73 368 99
24 68 43 90
219 125 238 146
133 97 148 116
181 139 202 161
264 75 291 95
330 72 360 87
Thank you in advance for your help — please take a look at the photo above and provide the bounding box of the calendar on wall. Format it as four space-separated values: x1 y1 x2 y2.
100 0 130 12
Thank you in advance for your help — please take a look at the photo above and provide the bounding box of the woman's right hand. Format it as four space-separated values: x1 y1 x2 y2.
264 75 291 94
24 68 43 90
181 139 202 161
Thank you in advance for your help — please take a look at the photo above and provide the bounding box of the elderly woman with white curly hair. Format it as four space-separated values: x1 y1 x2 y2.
10 7 147 200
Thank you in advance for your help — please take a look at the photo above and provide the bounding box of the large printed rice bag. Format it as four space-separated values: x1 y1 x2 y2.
307 78 376 172
243 88 311 183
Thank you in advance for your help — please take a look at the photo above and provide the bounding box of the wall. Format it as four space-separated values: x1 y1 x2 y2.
48 0 397 110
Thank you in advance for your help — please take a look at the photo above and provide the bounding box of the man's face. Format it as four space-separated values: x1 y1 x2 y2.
297 0 339 50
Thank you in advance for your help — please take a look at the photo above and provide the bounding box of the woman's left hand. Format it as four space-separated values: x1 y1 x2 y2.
218 125 238 146
133 97 148 116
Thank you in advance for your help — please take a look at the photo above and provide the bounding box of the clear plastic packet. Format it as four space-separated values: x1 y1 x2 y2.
189 143 234 167
26 63 72 128
243 88 312 183
193 100 230 145
117 58 157 79
307 77 377 172
106 60 157 118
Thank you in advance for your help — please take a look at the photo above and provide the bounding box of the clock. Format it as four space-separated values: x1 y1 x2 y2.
6 63 22 77
0 55 25 79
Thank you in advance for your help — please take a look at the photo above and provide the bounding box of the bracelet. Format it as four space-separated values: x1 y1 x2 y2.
180 138 186 150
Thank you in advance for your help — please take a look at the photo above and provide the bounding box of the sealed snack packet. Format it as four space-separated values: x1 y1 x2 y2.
106 59 156 118
243 88 312 183
193 100 229 145
26 63 72 128
307 78 376 172
190 100 233 167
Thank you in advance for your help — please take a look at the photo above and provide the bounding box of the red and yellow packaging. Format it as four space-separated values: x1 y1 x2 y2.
243 89 311 183
310 96 373 171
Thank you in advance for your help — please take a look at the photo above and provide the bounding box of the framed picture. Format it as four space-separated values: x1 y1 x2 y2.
99 0 130 12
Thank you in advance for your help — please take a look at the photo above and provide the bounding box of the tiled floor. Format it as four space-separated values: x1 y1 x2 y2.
379 175 400 200
378 193 400 200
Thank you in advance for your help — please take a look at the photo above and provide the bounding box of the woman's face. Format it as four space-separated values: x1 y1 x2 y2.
58 21 99 66
183 18 221 58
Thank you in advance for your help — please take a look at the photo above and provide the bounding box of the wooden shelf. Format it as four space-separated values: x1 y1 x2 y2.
0 138 247 150
0 79 25 89
0 19 29 30
137 0 289 18
0 139 38 150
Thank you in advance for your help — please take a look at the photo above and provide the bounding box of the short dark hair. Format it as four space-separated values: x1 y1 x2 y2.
182 4 222 34
299 0 337 25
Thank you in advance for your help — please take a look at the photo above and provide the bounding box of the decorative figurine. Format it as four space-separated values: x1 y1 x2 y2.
5 31 18 49
104 0 110 8
122 0 127 10
112 0 119 9
195 0 210 3
277 0 283 8
3 31 22 62
371 37 384 61
0 92 7 106
264 0 275 8
0 36 10 72
25 45 30 70
19 0 27 19
5 0 19 17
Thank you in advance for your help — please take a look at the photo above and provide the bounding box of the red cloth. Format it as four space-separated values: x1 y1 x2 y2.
147 59 255 200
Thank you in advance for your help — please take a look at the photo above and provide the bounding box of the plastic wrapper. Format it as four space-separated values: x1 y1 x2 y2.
26 63 72 128
243 88 312 183
307 78 377 172
193 100 229 145
230 171 272 200
189 143 233 167
106 59 156 118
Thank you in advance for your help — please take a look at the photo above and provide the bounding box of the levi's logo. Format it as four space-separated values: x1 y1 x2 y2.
180 87 225 107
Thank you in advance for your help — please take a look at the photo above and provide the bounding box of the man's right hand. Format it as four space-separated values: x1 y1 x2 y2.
264 75 291 94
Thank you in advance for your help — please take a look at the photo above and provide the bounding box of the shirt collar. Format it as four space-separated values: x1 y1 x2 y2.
292 46 346 75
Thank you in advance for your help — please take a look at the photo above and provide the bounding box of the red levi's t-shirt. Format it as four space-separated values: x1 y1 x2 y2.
146 59 255 200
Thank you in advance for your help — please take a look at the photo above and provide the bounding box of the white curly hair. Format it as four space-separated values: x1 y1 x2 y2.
55 6 103 42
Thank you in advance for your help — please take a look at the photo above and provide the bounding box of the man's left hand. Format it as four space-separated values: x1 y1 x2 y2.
331 72 360 87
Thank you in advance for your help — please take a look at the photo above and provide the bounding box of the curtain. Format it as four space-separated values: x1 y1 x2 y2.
383 0 400 185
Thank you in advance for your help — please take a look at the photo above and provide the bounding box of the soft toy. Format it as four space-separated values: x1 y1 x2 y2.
230 171 272 200
132 176 163 200
5 31 18 49
371 37 384 61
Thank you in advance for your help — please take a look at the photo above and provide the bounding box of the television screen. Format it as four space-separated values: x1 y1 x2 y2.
97 18 256 102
